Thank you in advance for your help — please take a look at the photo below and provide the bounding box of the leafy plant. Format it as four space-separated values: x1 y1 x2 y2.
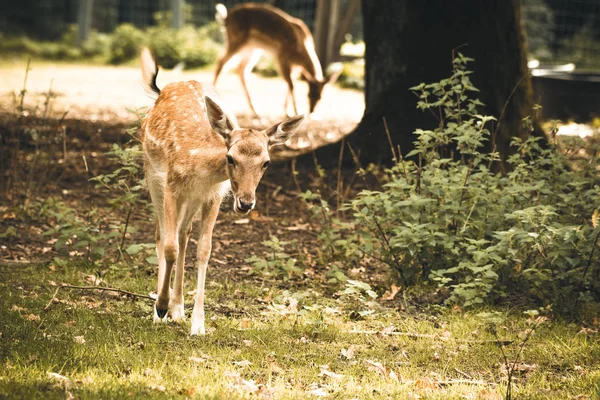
91 110 151 261
146 25 220 69
311 53 600 316
108 23 144 64
42 198 113 262
245 236 301 278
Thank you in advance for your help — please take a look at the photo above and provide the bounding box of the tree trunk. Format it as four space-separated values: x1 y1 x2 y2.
313 0 540 167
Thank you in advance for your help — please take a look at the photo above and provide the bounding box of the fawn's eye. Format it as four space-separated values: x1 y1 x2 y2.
227 155 234 165
262 160 271 169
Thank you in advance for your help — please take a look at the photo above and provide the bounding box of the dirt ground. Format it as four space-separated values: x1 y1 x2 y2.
0 60 365 270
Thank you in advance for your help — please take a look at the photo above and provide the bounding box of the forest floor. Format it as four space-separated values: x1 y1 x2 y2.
0 60 599 399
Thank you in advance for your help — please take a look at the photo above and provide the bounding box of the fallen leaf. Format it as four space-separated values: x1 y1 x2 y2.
340 345 355 360
180 387 196 397
285 223 310 231
11 305 27 312
233 218 250 225
270 361 284 374
242 340 252 347
149 384 166 392
381 284 402 301
240 379 261 393
414 377 439 390
48 372 71 386
249 211 272 222
233 360 252 367
306 386 329 397
74 336 85 344
365 360 387 376
188 354 210 364
319 366 344 380
26 314 40 321
500 362 538 375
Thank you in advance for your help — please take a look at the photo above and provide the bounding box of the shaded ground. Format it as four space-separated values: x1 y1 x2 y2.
0 60 363 153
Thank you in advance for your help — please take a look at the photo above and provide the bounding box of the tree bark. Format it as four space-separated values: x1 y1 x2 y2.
312 0 540 167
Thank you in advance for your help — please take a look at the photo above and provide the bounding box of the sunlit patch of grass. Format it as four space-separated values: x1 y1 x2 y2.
1 262 599 399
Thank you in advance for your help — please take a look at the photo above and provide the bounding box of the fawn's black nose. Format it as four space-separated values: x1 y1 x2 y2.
238 199 254 212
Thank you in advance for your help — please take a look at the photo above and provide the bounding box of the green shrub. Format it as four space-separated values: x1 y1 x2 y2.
108 23 144 64
311 53 600 316
81 31 111 58
337 60 364 90
179 26 220 68
147 25 220 69
253 57 279 78
147 26 182 69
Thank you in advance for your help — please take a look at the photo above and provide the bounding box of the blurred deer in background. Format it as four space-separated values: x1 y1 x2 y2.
140 48 304 335
213 2 340 117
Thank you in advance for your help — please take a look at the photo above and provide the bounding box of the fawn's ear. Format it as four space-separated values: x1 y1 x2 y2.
265 115 305 147
205 96 235 145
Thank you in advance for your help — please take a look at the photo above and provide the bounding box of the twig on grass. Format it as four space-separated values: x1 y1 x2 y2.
349 329 513 345
44 286 61 311
56 284 154 301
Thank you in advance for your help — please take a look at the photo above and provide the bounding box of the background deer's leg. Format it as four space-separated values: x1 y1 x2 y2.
190 198 221 336
170 206 197 322
278 61 297 116
237 49 262 118
213 41 244 86
156 189 185 320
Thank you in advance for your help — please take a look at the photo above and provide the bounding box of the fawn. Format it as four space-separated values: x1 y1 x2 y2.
213 2 340 117
140 48 304 335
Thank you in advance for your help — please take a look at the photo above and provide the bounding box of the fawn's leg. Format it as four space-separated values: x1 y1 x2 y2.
147 173 169 323
190 198 221 336
170 207 196 322
155 189 186 319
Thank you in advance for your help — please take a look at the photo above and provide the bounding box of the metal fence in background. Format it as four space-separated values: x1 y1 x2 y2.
1 1 599 70
523 0 600 69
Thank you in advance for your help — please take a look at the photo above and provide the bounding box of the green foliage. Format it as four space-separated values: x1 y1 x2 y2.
146 25 220 69
245 236 302 278
336 60 364 90
42 198 113 262
108 24 144 64
252 57 279 78
91 141 147 211
310 54 600 316
299 190 359 264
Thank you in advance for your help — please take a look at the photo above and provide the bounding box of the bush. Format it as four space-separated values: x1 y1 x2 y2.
309 54 600 317
108 23 144 64
147 25 220 69
337 60 364 90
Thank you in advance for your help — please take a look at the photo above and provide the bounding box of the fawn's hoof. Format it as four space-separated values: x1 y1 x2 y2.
154 306 168 320
170 304 185 322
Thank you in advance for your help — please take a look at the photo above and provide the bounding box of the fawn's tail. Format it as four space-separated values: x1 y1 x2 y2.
140 47 161 96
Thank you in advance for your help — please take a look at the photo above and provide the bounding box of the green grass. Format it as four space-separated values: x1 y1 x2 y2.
1 262 599 399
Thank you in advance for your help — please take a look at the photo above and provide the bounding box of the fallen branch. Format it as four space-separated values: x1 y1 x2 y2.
434 379 497 387
349 330 513 345
44 286 61 311
56 284 154 301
